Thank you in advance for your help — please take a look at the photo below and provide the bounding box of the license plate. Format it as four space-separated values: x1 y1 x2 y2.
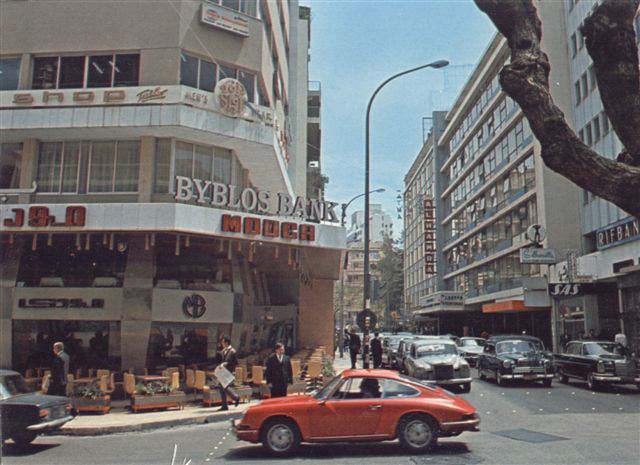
523 374 537 380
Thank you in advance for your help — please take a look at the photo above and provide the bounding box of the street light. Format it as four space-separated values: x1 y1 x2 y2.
338 188 385 358
362 59 448 368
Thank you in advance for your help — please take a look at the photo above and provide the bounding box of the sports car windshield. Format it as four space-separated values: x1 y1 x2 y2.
313 375 342 400
0 374 32 400
417 343 457 357
496 340 537 354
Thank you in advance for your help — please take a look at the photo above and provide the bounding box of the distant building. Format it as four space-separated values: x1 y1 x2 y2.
347 204 393 244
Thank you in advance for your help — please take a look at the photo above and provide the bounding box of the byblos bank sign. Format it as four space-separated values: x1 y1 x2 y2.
174 176 340 223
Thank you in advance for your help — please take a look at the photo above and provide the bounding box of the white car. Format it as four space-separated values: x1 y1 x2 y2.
404 340 472 393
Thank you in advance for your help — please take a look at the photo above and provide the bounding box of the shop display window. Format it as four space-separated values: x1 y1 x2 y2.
0 57 21 90
0 143 22 189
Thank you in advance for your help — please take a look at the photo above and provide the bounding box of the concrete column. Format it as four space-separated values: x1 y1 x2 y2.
18 139 39 203
298 279 334 352
18 53 32 90
120 236 154 370
137 137 155 203
0 243 21 368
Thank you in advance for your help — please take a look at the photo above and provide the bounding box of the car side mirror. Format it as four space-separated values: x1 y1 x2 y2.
318 399 327 406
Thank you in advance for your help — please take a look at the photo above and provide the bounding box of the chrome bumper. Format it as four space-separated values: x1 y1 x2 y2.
593 374 640 383
434 377 473 385
441 417 480 432
502 373 554 380
27 415 74 431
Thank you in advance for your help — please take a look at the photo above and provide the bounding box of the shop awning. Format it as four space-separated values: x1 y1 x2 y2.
482 300 548 313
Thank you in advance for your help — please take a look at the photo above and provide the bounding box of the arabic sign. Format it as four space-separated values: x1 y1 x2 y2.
201 3 250 37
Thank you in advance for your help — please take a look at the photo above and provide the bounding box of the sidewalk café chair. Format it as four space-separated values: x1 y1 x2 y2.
194 370 206 392
178 364 186 381
185 369 196 392
250 366 265 386
25 368 35 379
66 374 74 396
99 374 113 395
123 372 136 398
291 359 301 380
75 368 84 379
234 366 246 384
88 368 96 378
307 360 322 390
170 371 180 391
39 374 50 394
96 369 110 379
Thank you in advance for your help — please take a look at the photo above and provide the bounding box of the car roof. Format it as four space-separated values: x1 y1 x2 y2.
341 369 403 379
487 335 542 342
570 340 614 344
460 337 485 340
412 339 456 347
0 370 20 376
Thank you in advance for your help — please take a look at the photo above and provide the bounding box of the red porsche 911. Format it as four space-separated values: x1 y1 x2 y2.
232 368 480 456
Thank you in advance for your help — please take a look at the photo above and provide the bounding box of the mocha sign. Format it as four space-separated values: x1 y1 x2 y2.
174 177 339 223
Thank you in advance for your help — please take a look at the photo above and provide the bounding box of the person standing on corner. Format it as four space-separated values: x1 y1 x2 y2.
217 336 239 411
265 342 293 398
371 331 383 369
48 341 69 397
348 328 361 369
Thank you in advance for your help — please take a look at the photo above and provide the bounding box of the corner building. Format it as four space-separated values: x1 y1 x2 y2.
0 0 344 372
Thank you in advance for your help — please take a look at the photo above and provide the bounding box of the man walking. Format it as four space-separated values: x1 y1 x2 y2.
265 342 293 398
216 336 239 411
48 342 69 397
348 328 361 369
371 331 383 368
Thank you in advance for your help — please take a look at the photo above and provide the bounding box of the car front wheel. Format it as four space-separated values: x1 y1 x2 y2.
543 378 553 388
496 370 507 387
460 383 471 393
557 367 569 384
261 418 301 457
586 372 599 391
12 431 37 447
397 413 438 453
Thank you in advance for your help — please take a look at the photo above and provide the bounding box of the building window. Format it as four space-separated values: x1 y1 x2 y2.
581 73 589 99
216 0 257 17
574 80 581 103
585 123 593 146
601 112 610 134
578 129 584 142
570 33 577 57
0 57 21 90
88 141 139 192
0 143 22 189
592 115 601 142
588 65 597 91
31 54 139 89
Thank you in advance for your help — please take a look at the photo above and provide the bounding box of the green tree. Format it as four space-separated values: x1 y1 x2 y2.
375 236 404 329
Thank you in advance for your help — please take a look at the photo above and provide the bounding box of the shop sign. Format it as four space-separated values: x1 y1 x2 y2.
201 2 250 37
520 247 557 264
7 87 169 107
419 291 464 311
174 177 340 223
17 298 104 309
221 214 315 242
423 197 436 275
548 283 597 297
182 294 207 318
596 217 639 250
215 78 247 118
3 206 86 228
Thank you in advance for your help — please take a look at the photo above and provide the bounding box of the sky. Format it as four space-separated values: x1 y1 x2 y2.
302 0 497 236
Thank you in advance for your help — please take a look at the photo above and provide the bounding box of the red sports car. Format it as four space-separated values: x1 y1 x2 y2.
232 368 480 456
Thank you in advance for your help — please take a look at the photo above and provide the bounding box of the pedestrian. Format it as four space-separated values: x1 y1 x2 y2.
216 336 239 411
586 329 596 340
614 332 632 357
264 342 293 398
559 330 571 352
48 341 69 397
370 332 383 368
347 328 361 369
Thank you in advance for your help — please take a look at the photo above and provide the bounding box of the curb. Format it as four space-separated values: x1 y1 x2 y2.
54 410 245 436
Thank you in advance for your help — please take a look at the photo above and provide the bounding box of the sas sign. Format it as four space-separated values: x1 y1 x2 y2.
548 283 596 297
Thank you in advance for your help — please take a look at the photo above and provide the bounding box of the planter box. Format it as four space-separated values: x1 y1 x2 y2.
130 391 186 412
287 381 307 396
203 385 253 406
73 395 111 414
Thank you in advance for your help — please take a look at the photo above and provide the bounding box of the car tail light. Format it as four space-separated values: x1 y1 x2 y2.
236 424 252 431
39 409 50 419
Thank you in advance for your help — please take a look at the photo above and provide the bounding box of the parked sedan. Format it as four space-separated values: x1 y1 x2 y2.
404 340 472 392
232 369 480 456
554 340 640 390
456 338 486 367
477 336 554 387
0 370 76 446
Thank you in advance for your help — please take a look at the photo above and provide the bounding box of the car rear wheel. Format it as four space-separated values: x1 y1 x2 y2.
261 418 300 457
12 431 37 447
557 367 569 384
460 383 471 393
397 413 438 453
477 367 486 380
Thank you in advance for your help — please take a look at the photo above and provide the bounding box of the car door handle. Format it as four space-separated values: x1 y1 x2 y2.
368 404 383 411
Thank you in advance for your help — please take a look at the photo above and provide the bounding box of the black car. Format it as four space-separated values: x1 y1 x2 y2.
0 370 76 446
553 340 640 391
477 335 554 387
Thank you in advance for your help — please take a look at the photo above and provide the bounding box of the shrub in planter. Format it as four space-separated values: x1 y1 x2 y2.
72 384 111 414
130 381 186 412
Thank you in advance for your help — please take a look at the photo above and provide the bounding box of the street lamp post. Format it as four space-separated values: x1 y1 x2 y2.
338 188 385 358
362 59 448 368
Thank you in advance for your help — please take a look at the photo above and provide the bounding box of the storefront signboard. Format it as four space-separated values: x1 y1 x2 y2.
596 217 639 250
423 197 436 275
153 289 233 324
418 291 464 313
548 283 597 297
520 247 557 264
201 3 250 37
13 288 123 320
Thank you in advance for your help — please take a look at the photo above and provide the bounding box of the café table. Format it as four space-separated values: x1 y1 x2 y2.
135 375 168 383
72 377 97 385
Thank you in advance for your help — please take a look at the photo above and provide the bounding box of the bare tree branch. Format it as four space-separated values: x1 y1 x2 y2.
475 0 640 218
583 0 640 167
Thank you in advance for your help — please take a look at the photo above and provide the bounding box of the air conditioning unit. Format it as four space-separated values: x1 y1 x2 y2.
308 161 319 168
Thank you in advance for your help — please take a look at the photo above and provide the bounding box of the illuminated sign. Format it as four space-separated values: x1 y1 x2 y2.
423 197 436 275
18 298 104 309
597 217 639 250
3 206 86 228
221 214 316 242
201 3 250 37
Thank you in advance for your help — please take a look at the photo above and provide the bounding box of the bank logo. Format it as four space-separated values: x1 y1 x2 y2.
182 294 206 318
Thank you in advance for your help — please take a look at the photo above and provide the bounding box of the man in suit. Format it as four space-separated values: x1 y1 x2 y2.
265 342 293 398
370 332 383 368
348 328 361 369
48 341 70 397
217 336 239 411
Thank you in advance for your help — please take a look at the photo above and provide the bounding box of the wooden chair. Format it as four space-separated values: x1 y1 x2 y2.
185 369 195 392
194 370 206 393
307 360 322 390
99 374 114 395
234 366 246 384
96 369 110 379
75 368 84 379
25 368 35 378
39 374 50 394
66 374 74 396
291 359 301 380
170 372 180 391
123 372 136 398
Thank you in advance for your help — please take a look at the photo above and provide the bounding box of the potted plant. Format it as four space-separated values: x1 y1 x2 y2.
72 384 111 414
130 380 186 412
321 357 336 387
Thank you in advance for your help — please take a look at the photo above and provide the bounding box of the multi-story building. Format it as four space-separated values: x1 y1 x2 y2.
403 3 583 347
347 204 393 244
0 0 344 373
546 0 640 350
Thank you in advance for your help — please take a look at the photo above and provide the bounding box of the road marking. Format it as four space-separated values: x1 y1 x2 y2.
526 392 530 395
547 392 552 395
571 392 576 395
214 447 218 450
512 410 517 413
619 407 624 411
565 408 569 411
592 408 596 411
539 408 543 411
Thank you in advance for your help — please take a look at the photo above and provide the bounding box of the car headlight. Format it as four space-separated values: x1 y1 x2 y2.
502 360 512 369
543 359 551 369
596 360 605 373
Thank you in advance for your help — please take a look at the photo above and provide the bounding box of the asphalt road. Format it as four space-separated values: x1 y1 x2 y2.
2 377 638 465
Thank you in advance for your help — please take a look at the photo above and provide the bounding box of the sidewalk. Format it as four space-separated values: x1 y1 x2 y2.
57 400 253 436
332 352 353 374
